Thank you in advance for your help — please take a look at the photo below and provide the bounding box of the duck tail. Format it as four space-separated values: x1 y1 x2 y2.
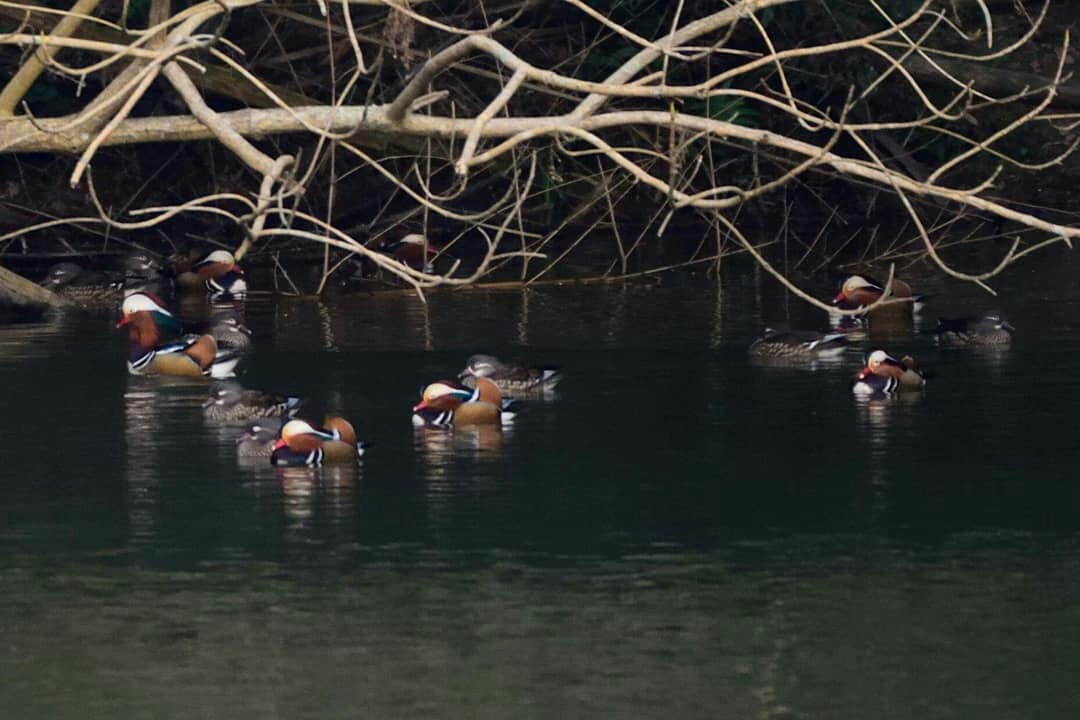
208 346 242 379
540 368 563 387
911 293 935 312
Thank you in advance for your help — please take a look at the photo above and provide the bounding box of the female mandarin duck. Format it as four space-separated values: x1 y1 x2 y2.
458 354 562 396
122 252 171 300
176 250 247 300
118 293 240 378
270 416 365 466
236 417 283 461
42 262 123 306
934 314 1013 346
833 275 928 312
748 329 847 362
852 350 926 394
412 377 515 428
203 380 302 424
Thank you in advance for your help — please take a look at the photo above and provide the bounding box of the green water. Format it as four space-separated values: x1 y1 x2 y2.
2 259 1080 718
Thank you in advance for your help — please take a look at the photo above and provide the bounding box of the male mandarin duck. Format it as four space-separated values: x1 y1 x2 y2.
202 380 301 424
852 350 926 394
270 416 365 466
236 417 284 461
412 377 515 428
748 329 847 362
176 250 247 300
381 233 439 273
833 275 928 312
458 354 562 396
118 292 239 378
933 314 1014 346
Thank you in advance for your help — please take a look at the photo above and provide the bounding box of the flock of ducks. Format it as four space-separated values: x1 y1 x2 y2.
43 249 1013 464
73 247 563 468
748 274 1015 394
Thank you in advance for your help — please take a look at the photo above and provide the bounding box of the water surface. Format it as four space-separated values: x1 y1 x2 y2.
2 254 1079 718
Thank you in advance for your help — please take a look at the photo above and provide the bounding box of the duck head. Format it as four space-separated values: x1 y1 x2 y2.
866 349 906 373
203 380 243 408
460 354 502 379
983 313 1015 333
238 417 283 444
379 233 439 273
833 275 883 305
124 252 164 278
273 418 338 453
414 380 472 411
43 262 84 288
117 292 173 327
195 250 239 280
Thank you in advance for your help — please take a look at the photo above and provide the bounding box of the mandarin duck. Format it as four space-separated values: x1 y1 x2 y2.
42 262 123 307
933 314 1013 346
236 417 284 461
833 274 928 312
270 416 365 466
176 250 247 300
412 377 515 428
382 233 439 273
748 329 847 362
852 350 926 394
118 292 240 378
203 380 301 424
458 354 562 397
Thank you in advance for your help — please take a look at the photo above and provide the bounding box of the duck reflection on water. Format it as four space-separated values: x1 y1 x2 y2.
275 465 358 529
123 377 211 547
414 424 506 458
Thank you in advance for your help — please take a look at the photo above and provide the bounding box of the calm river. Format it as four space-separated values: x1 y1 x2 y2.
2 251 1079 718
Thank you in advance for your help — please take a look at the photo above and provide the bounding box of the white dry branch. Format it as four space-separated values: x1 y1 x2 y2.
0 0 1076 303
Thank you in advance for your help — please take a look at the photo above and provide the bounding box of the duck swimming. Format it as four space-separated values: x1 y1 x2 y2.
381 233 439 273
458 354 562 396
748 329 847 362
412 377 515 428
176 250 247 300
833 275 928 312
270 416 365 466
118 293 239 378
207 312 253 355
42 262 122 306
236 417 284 461
934 314 1013 346
852 350 926 394
203 380 301 424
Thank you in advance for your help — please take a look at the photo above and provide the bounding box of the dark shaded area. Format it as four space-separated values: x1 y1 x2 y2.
2 1 1078 289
